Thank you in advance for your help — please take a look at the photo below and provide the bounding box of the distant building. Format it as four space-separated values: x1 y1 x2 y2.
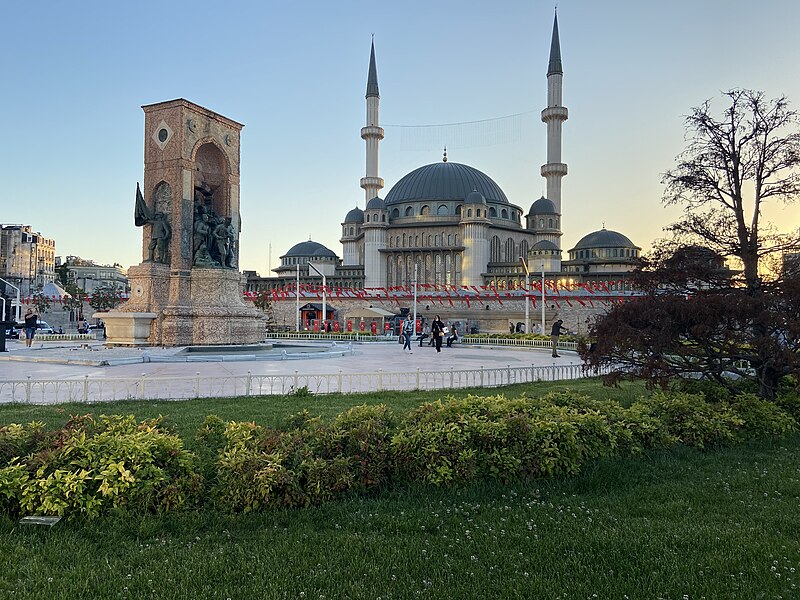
0 224 56 295
57 256 129 294
249 13 640 294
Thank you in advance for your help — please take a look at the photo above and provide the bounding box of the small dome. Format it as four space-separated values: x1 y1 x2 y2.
366 196 385 210
571 229 638 251
465 189 486 204
532 240 559 251
343 206 364 223
528 196 557 215
283 240 337 259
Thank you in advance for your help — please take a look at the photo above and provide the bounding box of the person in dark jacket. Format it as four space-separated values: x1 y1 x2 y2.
550 319 567 357
430 315 445 353
24 309 38 348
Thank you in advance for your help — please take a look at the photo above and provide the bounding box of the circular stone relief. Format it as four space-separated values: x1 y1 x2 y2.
158 128 169 142
134 285 144 297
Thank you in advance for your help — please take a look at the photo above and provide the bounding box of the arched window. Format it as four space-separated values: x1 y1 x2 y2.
447 234 452 245
455 205 462 216
490 236 501 262
445 254 452 285
454 234 459 245
381 214 386 222
402 233 407 246
489 207 497 217
428 235 432 245
548 218 553 228
505 238 515 262
538 218 544 228
501 209 508 219
476 209 481 217
391 208 399 218
405 206 414 216
349 227 354 235
366 214 370 223
415 235 419 246
467 209 472 217
519 240 529 259
435 235 439 245
421 205 430 216
437 204 448 215
389 237 393 248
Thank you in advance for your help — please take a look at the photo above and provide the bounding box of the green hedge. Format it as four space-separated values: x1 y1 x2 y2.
0 389 797 516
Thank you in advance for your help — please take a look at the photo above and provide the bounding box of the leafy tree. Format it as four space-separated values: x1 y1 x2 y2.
31 292 50 314
252 290 275 328
584 90 800 399
88 285 123 312
61 284 87 320
55 263 70 288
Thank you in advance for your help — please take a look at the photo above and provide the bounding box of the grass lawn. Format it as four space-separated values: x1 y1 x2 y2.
1 380 798 599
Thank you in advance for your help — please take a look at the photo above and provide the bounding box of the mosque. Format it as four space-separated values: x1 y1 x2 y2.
247 13 640 295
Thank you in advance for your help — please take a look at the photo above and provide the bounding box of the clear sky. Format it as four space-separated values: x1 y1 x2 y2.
3 0 799 275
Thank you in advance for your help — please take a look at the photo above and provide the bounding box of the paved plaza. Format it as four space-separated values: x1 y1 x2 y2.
0 338 582 404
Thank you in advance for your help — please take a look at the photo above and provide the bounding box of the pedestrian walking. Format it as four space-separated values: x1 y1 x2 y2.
550 319 568 357
431 315 445 353
402 315 414 353
24 309 38 348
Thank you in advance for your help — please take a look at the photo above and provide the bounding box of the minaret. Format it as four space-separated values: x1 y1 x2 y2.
541 10 568 239
360 39 385 203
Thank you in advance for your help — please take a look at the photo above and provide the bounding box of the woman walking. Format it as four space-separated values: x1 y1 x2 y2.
430 315 445 353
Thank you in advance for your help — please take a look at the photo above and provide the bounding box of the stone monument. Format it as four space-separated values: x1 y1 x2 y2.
104 99 264 346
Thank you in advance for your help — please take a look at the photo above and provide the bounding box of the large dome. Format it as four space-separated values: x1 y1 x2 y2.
571 229 638 251
385 162 509 205
282 240 337 258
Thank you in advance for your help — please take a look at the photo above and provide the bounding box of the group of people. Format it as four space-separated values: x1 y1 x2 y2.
400 315 458 354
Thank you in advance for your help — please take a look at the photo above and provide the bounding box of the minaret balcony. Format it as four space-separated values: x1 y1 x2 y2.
361 126 385 140
540 163 568 177
360 176 385 189
541 106 568 122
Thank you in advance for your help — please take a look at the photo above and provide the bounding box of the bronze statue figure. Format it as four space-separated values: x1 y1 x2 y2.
134 183 171 264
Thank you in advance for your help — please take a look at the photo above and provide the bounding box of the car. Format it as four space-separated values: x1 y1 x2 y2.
36 321 55 334
4 327 19 339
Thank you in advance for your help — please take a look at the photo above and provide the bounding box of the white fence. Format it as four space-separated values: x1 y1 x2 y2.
269 333 578 351
0 363 596 405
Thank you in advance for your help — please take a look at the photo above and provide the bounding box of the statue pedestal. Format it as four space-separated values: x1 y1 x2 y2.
106 264 264 346
102 312 158 346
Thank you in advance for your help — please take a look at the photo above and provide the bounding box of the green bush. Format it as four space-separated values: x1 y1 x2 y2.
638 392 742 448
391 395 609 486
1 414 202 517
211 405 396 511
776 389 800 423
0 422 49 467
726 394 797 438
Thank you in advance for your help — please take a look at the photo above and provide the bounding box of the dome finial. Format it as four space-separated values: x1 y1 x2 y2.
602 222 606 230
442 147 447 163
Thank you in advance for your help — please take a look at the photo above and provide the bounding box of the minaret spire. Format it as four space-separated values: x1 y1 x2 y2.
541 9 568 247
361 38 385 203
547 9 563 76
366 37 380 99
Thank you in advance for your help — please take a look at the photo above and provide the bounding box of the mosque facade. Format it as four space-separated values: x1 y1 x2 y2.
247 13 640 295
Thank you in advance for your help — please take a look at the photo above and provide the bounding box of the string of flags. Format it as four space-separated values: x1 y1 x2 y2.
244 280 637 307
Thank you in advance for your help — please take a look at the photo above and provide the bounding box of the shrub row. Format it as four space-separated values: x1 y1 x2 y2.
0 389 796 516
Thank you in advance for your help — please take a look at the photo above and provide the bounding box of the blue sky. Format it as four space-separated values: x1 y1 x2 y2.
3 0 799 274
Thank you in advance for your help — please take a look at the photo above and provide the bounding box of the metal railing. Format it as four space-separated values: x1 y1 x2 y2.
460 337 579 351
0 363 600 405
268 333 578 351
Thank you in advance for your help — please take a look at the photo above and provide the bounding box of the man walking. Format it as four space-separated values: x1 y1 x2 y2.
550 319 567 358
24 309 38 348
402 315 414 354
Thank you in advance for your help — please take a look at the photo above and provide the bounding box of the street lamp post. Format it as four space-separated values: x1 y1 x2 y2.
519 256 530 335
412 263 418 334
295 264 300 332
541 263 546 335
307 262 326 332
